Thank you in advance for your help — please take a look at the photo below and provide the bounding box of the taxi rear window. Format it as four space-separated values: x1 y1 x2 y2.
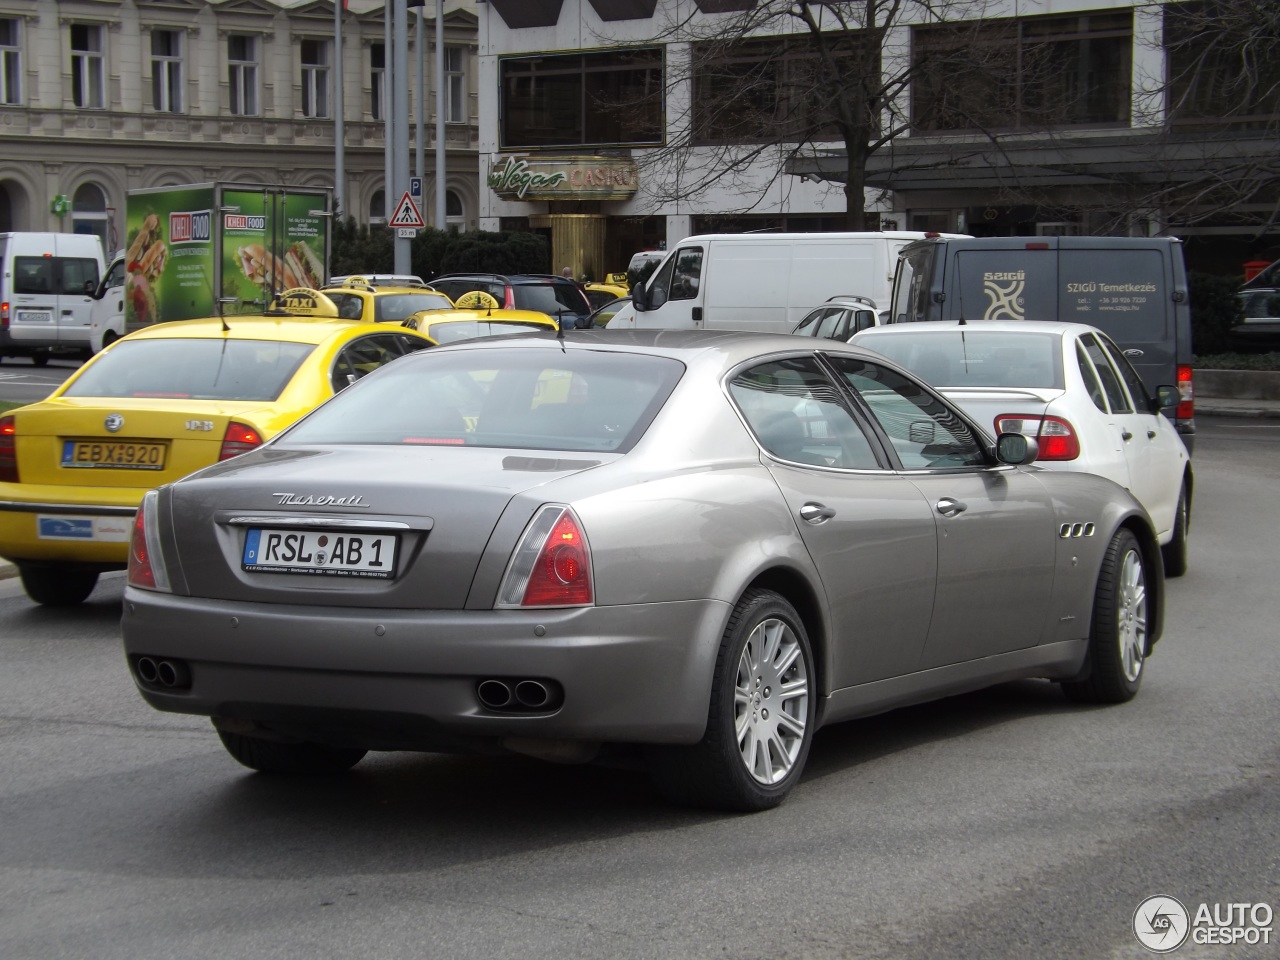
63 339 314 401
375 293 453 321
425 321 549 344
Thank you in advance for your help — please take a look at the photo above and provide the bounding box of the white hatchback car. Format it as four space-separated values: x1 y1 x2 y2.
851 320 1192 575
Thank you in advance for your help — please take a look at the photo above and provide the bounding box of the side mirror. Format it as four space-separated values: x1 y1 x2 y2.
853 310 876 334
85 279 101 298
632 281 648 312
996 432 1039 465
1155 385 1180 410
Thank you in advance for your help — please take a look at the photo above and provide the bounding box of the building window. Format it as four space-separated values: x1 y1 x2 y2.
692 36 876 146
445 46 466 123
371 43 385 121
912 11 1133 133
301 39 331 119
151 29 183 113
228 34 259 117
0 18 20 105
1165 2 1280 131
70 23 106 110
369 189 385 224
73 183 109 248
500 47 663 148
445 189 464 231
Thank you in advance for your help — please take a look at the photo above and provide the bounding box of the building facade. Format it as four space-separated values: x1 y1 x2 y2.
477 0 1279 280
0 0 480 258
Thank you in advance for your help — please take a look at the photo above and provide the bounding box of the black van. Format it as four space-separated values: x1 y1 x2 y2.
888 236 1195 450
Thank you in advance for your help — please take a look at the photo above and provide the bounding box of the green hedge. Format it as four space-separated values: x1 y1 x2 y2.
1188 272 1244 357
330 220 550 282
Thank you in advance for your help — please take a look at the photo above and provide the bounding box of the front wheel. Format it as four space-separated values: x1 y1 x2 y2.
217 728 367 775
649 589 815 811
1062 528 1149 704
19 564 100 607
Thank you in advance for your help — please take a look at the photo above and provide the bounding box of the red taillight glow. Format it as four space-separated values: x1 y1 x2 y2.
219 421 264 460
994 414 1080 461
1 300 10 326
127 504 156 589
1176 364 1194 420
0 415 17 483
521 511 592 607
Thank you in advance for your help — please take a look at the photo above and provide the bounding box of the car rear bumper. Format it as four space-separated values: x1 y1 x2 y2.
121 588 730 748
0 487 142 564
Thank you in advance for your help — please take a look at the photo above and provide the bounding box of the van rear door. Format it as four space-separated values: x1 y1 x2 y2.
7 247 61 351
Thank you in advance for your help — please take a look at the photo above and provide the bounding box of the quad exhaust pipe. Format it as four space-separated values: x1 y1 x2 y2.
133 656 191 690
476 677 562 712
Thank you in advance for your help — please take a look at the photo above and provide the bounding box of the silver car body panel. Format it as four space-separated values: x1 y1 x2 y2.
123 330 1162 753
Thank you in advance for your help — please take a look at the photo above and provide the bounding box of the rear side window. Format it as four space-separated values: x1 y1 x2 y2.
1081 334 1132 413
63 338 314 400
284 347 683 453
512 283 590 317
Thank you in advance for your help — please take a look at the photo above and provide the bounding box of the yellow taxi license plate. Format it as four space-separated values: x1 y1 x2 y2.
61 440 167 470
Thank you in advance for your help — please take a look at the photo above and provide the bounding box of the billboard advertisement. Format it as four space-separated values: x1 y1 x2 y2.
124 184 216 328
221 189 327 315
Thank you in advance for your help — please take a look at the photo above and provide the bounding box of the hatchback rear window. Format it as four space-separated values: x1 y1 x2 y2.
63 338 314 401
283 347 684 453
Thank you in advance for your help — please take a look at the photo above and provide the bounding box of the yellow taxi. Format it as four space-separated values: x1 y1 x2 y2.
0 288 434 606
321 276 454 323
402 300 560 345
584 273 629 311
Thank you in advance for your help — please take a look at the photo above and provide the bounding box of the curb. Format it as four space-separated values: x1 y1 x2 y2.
1196 401 1280 419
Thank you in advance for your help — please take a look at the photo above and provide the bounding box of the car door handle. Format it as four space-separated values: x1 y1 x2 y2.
800 502 836 524
1147 429 1157 439
1121 430 1133 441
935 498 967 517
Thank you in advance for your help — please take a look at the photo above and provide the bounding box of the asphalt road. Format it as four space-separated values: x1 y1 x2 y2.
0 418 1277 960
0 356 81 405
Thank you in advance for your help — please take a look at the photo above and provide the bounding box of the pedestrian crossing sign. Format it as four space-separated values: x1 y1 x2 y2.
389 192 424 228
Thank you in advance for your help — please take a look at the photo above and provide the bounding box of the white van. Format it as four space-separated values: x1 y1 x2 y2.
623 232 963 334
88 251 126 352
0 232 105 365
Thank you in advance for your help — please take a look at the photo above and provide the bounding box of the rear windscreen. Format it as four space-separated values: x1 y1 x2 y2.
425 321 549 344
63 338 314 400
859 330 1064 388
283 347 684 453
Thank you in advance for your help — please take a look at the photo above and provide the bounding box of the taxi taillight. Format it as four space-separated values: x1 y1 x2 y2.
219 421 264 461
1176 364 1194 421
0 415 17 482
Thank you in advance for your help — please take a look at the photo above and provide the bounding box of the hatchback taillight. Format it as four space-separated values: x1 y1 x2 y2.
994 414 1080 461
219 421 263 460
1176 364 1194 421
497 505 593 608
0 415 17 483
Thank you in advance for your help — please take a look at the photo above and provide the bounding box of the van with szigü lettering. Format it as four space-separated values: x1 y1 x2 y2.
1 232 105 365
887 235 1195 451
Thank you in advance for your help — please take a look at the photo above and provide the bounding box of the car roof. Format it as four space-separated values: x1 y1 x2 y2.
125 316 406 345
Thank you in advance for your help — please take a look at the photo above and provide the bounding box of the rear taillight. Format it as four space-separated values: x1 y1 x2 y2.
1 300 9 326
497 505 593 608
1176 364 1194 420
0 415 17 483
127 490 170 592
219 421 263 460
994 414 1080 461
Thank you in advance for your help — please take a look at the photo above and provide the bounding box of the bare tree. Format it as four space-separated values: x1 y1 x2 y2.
606 0 994 230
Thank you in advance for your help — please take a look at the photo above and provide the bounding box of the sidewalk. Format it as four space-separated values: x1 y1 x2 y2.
1 397 1275 586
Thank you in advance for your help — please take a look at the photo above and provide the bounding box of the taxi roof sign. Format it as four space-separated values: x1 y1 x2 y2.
267 287 341 318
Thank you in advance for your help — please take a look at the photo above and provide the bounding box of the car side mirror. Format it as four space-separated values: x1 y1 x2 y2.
1155 385 1180 410
996 432 1039 465
853 310 876 334
85 279 101 298
632 281 648 312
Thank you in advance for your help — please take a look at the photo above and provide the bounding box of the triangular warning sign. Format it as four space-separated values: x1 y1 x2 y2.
390 192 424 228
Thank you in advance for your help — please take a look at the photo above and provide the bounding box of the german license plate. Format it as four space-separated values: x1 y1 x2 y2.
61 440 167 470
16 309 53 323
242 528 397 578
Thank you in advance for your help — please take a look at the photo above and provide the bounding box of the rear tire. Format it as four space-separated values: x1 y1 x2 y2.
1160 482 1189 578
30 353 49 368
217 729 367 775
1062 528 1148 704
19 564 99 607
649 589 815 811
